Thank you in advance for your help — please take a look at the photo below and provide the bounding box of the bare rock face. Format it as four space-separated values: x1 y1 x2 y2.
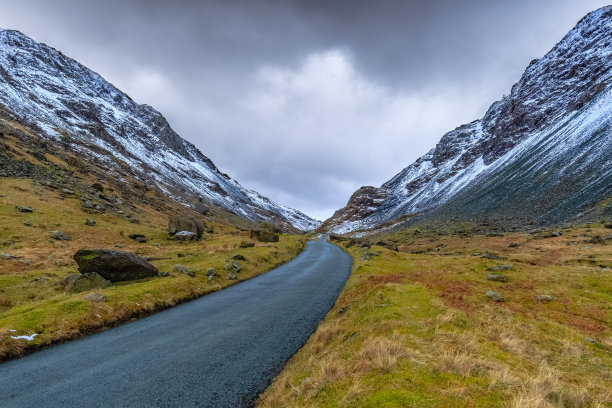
0 27 320 232
321 7 612 234
168 214 206 238
73 249 158 282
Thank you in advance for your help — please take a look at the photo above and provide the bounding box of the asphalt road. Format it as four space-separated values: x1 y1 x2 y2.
0 239 352 408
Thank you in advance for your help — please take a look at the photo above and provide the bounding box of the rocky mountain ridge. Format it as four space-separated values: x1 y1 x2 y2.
0 28 319 231
321 6 612 234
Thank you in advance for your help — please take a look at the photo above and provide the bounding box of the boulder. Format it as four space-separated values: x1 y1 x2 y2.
589 235 604 244
128 234 147 243
488 264 514 271
535 294 555 302
172 264 195 277
508 242 521 248
168 214 206 238
486 290 504 302
73 249 159 282
52 230 71 241
60 272 112 292
15 206 33 213
487 273 508 282
206 268 217 281
231 261 241 272
228 271 237 280
83 293 106 303
174 231 197 241
259 230 279 242
239 241 255 248
232 254 246 261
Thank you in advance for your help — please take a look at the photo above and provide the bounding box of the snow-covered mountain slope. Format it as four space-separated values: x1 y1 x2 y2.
320 6 612 234
0 28 319 231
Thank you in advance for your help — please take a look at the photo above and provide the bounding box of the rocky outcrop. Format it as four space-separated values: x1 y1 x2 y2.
73 249 159 282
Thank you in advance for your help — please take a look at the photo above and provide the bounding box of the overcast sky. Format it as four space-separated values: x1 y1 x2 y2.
0 0 608 220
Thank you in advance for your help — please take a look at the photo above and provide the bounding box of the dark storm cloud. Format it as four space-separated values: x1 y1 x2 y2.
0 0 609 219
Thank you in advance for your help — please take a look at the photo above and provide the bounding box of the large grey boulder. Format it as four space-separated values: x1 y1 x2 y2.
168 214 206 238
73 249 159 282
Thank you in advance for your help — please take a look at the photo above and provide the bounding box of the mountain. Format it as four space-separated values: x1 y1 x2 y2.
321 6 612 234
0 29 319 232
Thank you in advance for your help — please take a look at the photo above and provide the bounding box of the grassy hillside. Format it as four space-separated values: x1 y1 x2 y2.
0 179 305 361
259 225 611 407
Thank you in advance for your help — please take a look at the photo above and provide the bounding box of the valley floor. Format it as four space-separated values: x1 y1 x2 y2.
258 225 611 407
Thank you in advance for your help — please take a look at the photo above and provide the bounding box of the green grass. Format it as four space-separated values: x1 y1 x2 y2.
0 177 306 360
258 227 611 407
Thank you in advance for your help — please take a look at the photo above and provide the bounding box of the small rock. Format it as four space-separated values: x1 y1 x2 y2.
472 252 481 256
60 272 112 292
61 188 75 195
152 243 160 247
487 273 508 282
338 305 351 315
584 338 610 351
1 253 18 260
91 183 104 192
232 254 246 261
19 259 33 265
172 264 195 277
207 268 217 281
158 271 171 277
508 242 521 248
52 231 71 241
550 231 562 237
481 251 504 260
174 231 197 241
589 235 604 244
16 206 34 213
115 243 125 248
486 290 504 302
24 221 32 226
85 218 96 226
231 261 241 272
239 241 255 248
83 293 106 303
488 264 514 271
228 271 237 280
224 264 232 271
535 294 554 302
129 234 146 243
604 235 612 241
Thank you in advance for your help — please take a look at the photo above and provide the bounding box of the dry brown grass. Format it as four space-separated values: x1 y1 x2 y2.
258 225 612 407
355 332 406 373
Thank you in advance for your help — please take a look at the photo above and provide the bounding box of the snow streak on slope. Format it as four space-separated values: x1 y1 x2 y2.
321 6 612 233
0 29 319 231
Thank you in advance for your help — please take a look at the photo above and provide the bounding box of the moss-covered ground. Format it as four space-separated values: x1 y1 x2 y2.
259 225 611 407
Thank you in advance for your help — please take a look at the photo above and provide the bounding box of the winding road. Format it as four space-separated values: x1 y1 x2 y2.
0 240 352 408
